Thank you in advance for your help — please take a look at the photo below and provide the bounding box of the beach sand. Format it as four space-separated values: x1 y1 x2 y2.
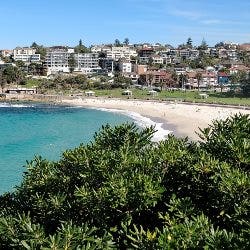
61 97 250 141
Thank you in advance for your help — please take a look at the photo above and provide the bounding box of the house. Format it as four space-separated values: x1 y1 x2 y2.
174 64 187 75
138 47 155 64
230 64 250 74
151 55 164 64
139 70 172 87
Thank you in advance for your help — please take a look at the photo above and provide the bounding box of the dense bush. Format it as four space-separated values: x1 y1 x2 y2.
0 115 249 249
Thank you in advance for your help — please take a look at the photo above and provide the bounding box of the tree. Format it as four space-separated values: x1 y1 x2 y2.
75 39 90 53
147 73 154 87
240 71 250 96
179 73 187 89
195 72 202 91
31 42 47 60
114 39 121 47
124 38 129 46
68 54 76 73
31 42 38 48
171 72 179 87
186 37 193 48
198 38 208 51
148 57 153 66
2 65 25 85
0 70 6 93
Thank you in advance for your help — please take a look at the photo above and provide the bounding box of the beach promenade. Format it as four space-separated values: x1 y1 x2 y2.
61 97 250 141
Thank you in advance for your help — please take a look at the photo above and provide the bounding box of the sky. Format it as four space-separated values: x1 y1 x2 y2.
1 0 250 49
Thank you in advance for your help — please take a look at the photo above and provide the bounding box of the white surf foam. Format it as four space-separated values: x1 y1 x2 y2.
93 107 172 142
0 102 34 108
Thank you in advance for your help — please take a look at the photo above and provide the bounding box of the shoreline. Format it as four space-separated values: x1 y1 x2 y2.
2 94 250 141
59 97 250 141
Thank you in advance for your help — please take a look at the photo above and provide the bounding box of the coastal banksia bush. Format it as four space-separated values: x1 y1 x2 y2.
0 115 249 249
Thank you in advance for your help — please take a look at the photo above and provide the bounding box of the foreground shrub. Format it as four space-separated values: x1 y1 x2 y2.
0 114 249 249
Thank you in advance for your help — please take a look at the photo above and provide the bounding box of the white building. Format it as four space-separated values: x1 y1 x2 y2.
106 46 137 61
75 53 101 73
44 48 71 74
13 47 40 62
119 61 132 73
45 47 101 75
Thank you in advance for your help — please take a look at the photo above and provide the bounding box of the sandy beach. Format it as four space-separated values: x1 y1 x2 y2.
61 97 250 141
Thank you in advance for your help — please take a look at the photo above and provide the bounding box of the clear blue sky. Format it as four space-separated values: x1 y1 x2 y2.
1 0 249 49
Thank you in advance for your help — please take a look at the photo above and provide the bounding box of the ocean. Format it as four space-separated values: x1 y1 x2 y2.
0 102 169 194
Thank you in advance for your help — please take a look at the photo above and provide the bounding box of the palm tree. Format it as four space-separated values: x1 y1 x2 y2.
171 72 178 88
195 72 202 92
147 73 154 88
179 73 188 90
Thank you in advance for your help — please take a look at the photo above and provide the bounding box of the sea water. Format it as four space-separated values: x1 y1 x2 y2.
0 102 170 194
0 102 135 194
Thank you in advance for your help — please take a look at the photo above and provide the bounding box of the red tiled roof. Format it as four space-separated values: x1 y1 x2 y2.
218 72 229 77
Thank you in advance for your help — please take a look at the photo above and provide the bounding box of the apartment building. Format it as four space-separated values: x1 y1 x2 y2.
13 47 40 62
106 46 137 61
178 49 199 60
75 53 101 73
45 47 101 75
186 71 217 89
118 61 132 73
44 47 72 74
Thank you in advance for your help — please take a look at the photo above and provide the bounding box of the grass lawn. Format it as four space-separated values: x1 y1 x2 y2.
41 86 250 107
91 88 250 106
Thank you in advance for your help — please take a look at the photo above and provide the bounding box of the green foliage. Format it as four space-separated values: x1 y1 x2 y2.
186 37 192 48
198 113 250 170
74 39 90 53
0 115 249 248
31 42 47 60
68 54 76 73
2 65 25 84
113 75 132 86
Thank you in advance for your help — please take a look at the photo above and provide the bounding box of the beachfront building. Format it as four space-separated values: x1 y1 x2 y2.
186 71 218 89
44 46 101 75
44 47 72 74
139 70 172 87
13 47 40 63
75 53 101 74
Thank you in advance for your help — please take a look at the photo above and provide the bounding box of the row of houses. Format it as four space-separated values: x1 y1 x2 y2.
1 42 250 75
0 43 249 91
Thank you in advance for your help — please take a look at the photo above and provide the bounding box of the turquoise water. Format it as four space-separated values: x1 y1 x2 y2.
0 102 133 194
